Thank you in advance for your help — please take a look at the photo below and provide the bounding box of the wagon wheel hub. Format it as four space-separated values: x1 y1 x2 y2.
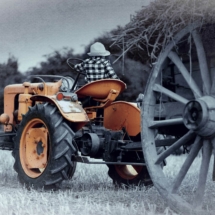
183 96 215 137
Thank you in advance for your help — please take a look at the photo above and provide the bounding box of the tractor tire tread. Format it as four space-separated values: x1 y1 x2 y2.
12 103 77 189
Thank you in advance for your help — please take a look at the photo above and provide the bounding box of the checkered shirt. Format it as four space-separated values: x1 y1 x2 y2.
74 57 118 82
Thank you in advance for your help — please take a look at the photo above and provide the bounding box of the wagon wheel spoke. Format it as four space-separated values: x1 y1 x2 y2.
211 138 215 181
153 84 188 104
171 136 202 193
149 118 183 128
193 140 212 208
155 131 195 165
211 75 215 96
213 157 215 181
192 30 211 95
168 51 202 98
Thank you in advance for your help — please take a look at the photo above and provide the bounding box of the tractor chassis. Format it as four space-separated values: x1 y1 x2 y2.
0 131 16 150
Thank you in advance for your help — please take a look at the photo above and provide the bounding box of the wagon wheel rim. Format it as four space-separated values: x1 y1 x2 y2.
20 118 49 178
142 22 215 214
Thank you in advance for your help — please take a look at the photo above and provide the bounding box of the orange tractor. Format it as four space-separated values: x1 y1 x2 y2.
2 23 215 215
0 58 155 189
1 24 214 215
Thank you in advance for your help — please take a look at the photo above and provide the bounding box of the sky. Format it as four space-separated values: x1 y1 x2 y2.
0 0 151 72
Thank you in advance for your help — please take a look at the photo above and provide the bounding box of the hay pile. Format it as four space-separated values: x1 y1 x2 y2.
112 0 215 64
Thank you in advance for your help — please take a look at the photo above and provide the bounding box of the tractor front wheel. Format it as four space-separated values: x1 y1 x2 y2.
13 103 76 189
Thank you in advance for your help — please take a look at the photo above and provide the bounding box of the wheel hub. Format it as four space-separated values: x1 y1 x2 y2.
25 127 48 169
36 140 44 155
183 96 215 137
115 165 142 180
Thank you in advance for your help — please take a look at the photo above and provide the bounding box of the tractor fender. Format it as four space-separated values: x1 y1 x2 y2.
104 101 140 136
30 95 89 123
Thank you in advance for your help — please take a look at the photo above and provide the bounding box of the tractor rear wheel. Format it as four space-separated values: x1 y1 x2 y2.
107 164 152 188
13 103 77 189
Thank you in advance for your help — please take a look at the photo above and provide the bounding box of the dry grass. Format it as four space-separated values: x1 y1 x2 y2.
112 0 215 64
0 151 214 215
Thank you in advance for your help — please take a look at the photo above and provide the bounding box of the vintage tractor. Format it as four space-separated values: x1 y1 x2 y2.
0 22 215 214
0 59 157 190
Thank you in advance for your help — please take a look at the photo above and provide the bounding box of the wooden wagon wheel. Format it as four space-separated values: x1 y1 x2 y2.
141 22 215 214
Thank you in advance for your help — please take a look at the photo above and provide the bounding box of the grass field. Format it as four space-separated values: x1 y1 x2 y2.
0 150 214 215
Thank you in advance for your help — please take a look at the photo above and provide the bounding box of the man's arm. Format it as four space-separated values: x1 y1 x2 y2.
104 61 118 79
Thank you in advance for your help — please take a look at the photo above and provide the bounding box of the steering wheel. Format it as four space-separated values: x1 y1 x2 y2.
67 58 87 91
67 58 86 76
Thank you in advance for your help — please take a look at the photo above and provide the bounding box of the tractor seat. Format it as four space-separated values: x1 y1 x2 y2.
75 79 126 100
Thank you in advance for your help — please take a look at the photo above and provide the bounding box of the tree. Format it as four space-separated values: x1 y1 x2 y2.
0 56 25 114
26 48 86 85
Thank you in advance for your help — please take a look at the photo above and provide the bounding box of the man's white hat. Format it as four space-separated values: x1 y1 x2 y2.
88 42 110 56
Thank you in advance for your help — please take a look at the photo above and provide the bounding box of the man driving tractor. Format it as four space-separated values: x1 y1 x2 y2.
74 42 118 82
